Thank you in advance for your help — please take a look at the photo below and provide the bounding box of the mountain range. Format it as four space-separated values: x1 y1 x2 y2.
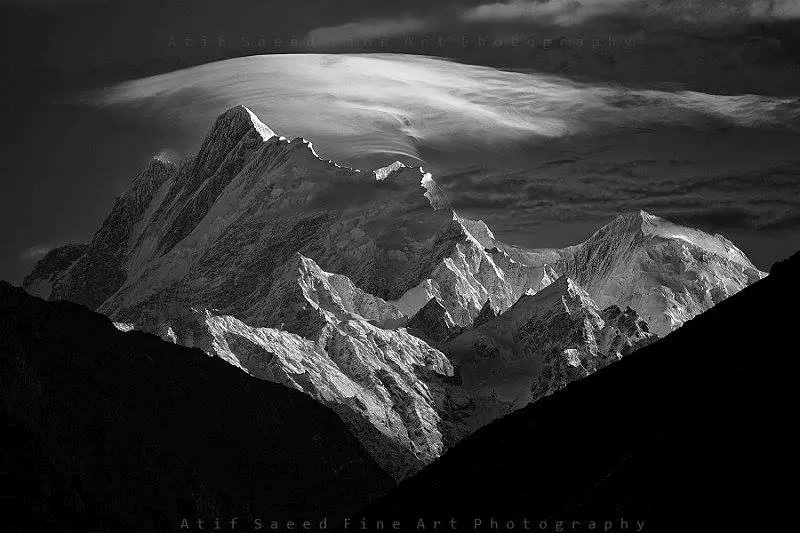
22 105 766 479
4 239 794 533
352 249 799 533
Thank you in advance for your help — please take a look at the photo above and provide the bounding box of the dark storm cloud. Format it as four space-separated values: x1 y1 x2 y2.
612 164 800 198
301 1 800 96
460 0 800 25
757 211 800 230
306 1 800 44
440 158 800 237
452 193 525 209
0 0 99 4
657 207 761 230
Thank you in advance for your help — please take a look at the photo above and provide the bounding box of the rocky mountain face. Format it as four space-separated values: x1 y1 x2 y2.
0 282 393 532
134 253 464 480
21 243 87 300
447 276 655 431
406 296 464 345
22 105 765 478
351 251 799 533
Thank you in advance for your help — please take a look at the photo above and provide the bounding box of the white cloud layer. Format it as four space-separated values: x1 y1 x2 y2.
73 53 800 269
19 245 51 261
86 54 799 167
461 0 800 25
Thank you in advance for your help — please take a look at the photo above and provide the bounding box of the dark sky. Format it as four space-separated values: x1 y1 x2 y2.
2 0 799 283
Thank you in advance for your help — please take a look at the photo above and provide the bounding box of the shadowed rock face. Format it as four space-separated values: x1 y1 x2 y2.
447 275 656 431
191 302 459 480
473 297 501 327
21 243 87 299
406 297 464 345
49 159 176 310
23 106 765 479
390 215 559 327
0 282 394 533
352 251 799 533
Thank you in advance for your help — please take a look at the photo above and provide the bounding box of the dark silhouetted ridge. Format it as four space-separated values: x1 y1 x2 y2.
0 283 393 532
352 251 800 532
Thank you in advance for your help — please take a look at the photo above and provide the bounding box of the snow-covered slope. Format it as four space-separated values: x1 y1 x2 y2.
25 105 765 477
447 276 655 430
392 213 557 327
554 211 766 336
38 106 561 341
134 253 465 480
93 106 463 327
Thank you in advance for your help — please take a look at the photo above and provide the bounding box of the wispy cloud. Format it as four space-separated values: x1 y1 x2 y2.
462 0 627 25
436 158 800 241
89 54 800 168
153 148 180 164
19 245 52 261
461 0 800 25
306 16 431 44
84 53 800 269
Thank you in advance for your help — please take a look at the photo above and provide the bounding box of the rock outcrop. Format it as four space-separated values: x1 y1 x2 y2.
406 297 465 344
21 243 87 299
392 214 558 327
447 275 656 430
137 254 461 480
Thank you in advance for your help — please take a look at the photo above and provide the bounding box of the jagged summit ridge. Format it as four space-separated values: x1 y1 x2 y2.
138 253 459 479
553 210 766 335
40 105 454 325
22 104 765 480
447 272 655 430
601 209 759 271
211 104 277 142
21 243 88 300
241 105 277 141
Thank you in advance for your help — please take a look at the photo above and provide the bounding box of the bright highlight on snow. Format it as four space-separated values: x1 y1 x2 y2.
86 54 800 167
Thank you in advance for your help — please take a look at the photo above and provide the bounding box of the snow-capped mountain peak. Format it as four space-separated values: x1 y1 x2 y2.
226 104 277 141
603 209 759 271
22 104 764 479
557 210 766 335
498 274 595 332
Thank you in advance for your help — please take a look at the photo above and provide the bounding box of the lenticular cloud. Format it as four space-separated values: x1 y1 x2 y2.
86 54 799 166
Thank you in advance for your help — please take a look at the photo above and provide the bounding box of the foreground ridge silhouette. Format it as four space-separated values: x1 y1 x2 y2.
0 282 393 532
348 251 800 533
2 248 797 532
